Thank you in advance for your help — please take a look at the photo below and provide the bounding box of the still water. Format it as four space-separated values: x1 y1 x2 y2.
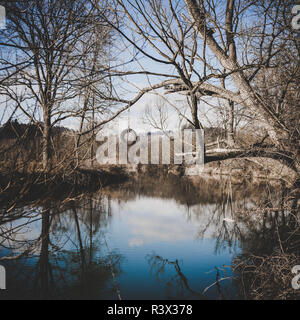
0 175 289 299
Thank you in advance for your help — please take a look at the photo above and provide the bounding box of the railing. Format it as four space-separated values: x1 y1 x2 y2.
205 138 227 150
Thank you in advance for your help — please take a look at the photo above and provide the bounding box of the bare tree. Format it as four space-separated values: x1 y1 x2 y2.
88 0 299 174
144 97 171 133
0 0 112 170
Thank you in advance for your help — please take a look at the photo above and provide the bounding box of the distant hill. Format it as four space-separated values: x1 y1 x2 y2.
0 120 72 140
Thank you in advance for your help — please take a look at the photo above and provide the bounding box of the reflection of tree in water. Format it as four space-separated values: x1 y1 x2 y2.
190 178 299 255
1 174 299 299
146 253 206 300
229 183 300 299
200 179 300 299
104 175 291 256
0 194 123 299
230 191 300 299
139 177 300 300
146 253 236 300
103 174 281 208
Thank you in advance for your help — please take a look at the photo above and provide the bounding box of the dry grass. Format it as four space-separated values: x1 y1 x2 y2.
234 251 300 300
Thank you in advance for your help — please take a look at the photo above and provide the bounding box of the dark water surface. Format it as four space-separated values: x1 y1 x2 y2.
0 175 294 300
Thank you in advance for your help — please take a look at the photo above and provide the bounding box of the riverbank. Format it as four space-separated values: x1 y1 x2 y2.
83 156 298 186
199 157 298 186
1 155 298 208
0 166 129 205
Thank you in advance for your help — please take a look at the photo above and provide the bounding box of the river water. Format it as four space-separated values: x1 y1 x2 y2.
0 175 296 300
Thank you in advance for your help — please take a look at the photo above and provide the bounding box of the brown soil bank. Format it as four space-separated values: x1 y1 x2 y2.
113 157 298 186
200 158 298 185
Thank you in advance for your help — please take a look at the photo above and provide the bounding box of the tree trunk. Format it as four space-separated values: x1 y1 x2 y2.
220 77 235 147
232 75 286 146
190 94 203 129
42 107 51 171
226 100 235 147
185 0 287 146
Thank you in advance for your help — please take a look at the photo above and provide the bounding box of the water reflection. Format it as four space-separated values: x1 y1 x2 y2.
146 254 206 300
0 195 122 300
0 175 299 299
